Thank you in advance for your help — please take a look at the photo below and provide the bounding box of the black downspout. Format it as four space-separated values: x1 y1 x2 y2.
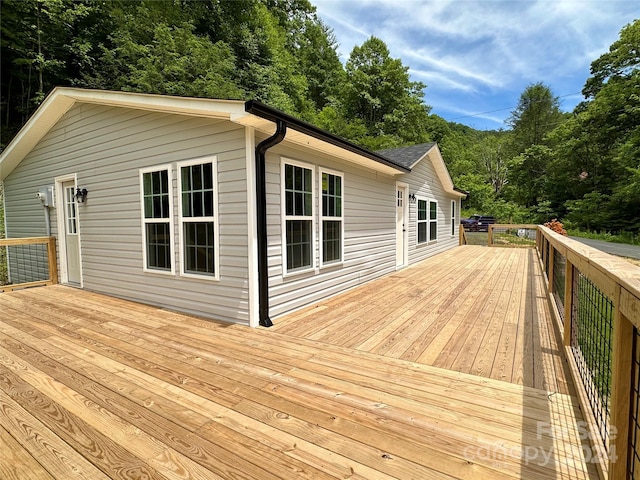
255 120 287 327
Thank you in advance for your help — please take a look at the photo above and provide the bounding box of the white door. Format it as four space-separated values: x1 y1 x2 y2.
62 181 81 284
396 184 408 268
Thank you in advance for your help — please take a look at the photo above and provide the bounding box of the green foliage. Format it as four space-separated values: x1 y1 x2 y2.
547 19 640 233
565 229 640 246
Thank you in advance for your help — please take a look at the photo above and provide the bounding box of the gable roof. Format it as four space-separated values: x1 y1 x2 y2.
0 88 408 180
376 142 436 170
378 143 466 198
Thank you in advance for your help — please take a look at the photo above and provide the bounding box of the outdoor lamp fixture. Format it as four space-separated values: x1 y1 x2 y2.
75 187 88 203
408 193 417 203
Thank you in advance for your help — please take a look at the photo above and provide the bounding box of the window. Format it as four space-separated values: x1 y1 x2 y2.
429 200 438 241
320 170 343 265
451 200 456 236
178 158 218 278
417 198 438 244
417 199 428 244
140 166 173 272
283 160 314 273
65 186 77 234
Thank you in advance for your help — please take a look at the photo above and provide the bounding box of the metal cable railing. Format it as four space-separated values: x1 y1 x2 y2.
0 237 57 291
570 270 614 448
552 250 566 324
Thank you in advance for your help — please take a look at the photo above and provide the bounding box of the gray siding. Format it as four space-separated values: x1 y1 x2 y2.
264 140 398 317
4 103 250 324
399 157 460 264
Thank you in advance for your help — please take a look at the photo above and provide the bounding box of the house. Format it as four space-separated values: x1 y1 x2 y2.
0 88 466 327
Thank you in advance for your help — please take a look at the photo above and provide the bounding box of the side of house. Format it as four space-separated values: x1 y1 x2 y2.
263 140 399 317
3 101 254 324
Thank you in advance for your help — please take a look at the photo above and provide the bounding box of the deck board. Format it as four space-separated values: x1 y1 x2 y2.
274 246 573 395
0 248 599 479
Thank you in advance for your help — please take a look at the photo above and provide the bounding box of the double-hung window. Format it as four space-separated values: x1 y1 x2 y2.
140 166 174 273
417 198 438 244
178 158 218 279
451 200 456 236
320 169 343 266
429 200 438 241
283 160 314 273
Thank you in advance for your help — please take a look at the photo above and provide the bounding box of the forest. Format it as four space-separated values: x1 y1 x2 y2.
1 0 639 234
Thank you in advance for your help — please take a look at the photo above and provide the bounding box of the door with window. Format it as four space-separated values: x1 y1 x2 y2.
62 180 81 284
396 184 408 268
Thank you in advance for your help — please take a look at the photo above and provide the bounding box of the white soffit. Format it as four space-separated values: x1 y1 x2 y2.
231 113 404 176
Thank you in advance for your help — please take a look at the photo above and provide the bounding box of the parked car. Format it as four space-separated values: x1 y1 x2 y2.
462 214 496 232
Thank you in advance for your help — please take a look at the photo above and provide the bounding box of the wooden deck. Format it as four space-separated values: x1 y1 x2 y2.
273 245 573 395
0 251 599 479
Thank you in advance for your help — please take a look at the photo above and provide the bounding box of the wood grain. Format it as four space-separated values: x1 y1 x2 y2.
0 254 599 479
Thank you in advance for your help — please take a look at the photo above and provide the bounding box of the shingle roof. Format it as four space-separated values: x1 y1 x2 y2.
376 142 436 169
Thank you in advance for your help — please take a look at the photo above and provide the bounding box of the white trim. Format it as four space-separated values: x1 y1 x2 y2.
54 173 83 286
245 127 259 327
417 196 438 245
319 167 344 268
1 180 10 283
139 164 175 275
281 157 316 277
429 199 439 243
176 156 220 281
451 200 457 237
395 182 409 269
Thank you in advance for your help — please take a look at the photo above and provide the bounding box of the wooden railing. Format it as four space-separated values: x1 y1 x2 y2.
0 237 58 292
537 225 640 480
459 223 467 245
488 224 537 247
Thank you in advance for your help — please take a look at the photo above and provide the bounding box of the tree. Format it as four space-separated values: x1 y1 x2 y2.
506 82 564 149
341 36 431 148
474 133 510 195
544 20 640 232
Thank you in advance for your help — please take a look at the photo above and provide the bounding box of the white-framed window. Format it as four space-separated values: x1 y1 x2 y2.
177 157 219 279
320 168 344 266
429 199 438 242
282 159 315 274
65 186 77 234
140 165 174 273
417 198 438 244
451 200 457 236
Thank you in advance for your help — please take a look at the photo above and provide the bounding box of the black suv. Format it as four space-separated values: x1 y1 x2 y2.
461 214 496 232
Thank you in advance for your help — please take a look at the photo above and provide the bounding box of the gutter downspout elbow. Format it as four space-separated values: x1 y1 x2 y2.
255 120 287 327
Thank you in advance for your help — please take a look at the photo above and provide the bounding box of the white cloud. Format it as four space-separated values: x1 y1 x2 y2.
314 0 640 129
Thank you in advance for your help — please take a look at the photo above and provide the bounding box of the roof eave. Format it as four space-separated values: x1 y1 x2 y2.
243 100 409 175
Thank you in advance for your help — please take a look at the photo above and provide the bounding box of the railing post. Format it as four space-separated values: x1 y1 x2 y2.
563 260 574 347
47 236 58 285
609 292 633 479
488 225 493 247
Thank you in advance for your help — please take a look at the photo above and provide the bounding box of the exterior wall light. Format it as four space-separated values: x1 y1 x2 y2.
75 187 88 203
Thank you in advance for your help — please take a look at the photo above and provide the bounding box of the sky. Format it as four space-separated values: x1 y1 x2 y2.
313 0 640 130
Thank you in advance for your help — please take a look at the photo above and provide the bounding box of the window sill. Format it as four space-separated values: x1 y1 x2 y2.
143 268 175 276
180 272 220 282
283 266 316 279
320 260 343 270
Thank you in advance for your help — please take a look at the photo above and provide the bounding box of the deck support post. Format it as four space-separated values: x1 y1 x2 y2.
609 293 633 480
